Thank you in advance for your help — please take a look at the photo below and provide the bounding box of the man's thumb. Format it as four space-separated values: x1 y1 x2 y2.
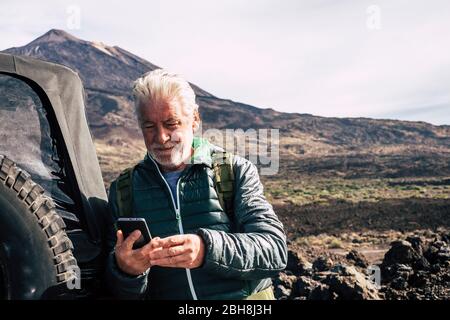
123 230 142 251
129 229 142 241
116 230 124 247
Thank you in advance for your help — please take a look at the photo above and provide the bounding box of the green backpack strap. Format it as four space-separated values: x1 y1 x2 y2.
211 151 235 221
115 166 135 218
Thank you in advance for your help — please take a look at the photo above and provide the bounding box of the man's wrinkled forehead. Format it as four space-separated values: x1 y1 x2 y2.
138 97 188 121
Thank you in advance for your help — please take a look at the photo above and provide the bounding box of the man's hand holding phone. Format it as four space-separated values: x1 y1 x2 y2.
114 231 206 275
114 230 162 276
114 217 206 274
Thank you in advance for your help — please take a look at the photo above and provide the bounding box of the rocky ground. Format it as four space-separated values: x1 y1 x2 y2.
273 229 450 300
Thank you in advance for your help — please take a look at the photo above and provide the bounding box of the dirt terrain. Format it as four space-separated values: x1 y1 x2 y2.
269 173 450 300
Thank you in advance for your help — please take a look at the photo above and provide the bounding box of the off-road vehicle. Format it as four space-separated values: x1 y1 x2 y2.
0 52 110 299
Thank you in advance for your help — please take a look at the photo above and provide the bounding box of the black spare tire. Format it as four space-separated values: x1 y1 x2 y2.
0 155 78 299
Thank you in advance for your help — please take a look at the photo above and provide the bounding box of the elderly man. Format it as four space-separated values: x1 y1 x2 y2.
105 69 287 300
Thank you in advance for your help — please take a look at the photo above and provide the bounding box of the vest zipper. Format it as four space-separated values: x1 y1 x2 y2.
149 156 199 300
175 179 198 300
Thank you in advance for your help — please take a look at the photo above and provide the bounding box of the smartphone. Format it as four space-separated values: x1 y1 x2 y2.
117 217 152 250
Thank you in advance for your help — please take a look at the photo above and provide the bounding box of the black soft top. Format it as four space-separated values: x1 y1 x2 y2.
0 53 107 242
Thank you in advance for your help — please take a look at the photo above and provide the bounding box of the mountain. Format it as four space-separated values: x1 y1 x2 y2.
377 104 450 126
3 29 450 184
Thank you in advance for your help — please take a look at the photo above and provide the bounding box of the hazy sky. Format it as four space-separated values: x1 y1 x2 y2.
1 0 449 125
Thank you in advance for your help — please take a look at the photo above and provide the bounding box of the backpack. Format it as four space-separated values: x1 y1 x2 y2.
114 151 235 220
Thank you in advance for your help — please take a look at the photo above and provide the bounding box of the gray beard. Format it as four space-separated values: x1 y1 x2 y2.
148 144 191 169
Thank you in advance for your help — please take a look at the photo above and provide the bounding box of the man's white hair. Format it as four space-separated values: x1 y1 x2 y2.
132 69 199 120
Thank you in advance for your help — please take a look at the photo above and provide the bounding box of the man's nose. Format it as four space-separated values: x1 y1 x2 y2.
155 127 171 144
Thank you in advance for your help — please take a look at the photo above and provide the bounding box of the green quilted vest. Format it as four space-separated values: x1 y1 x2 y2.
120 138 262 300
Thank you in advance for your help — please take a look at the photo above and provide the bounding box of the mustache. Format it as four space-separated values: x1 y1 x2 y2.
151 141 179 149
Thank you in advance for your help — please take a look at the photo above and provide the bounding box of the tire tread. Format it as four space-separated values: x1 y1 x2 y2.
0 155 78 285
